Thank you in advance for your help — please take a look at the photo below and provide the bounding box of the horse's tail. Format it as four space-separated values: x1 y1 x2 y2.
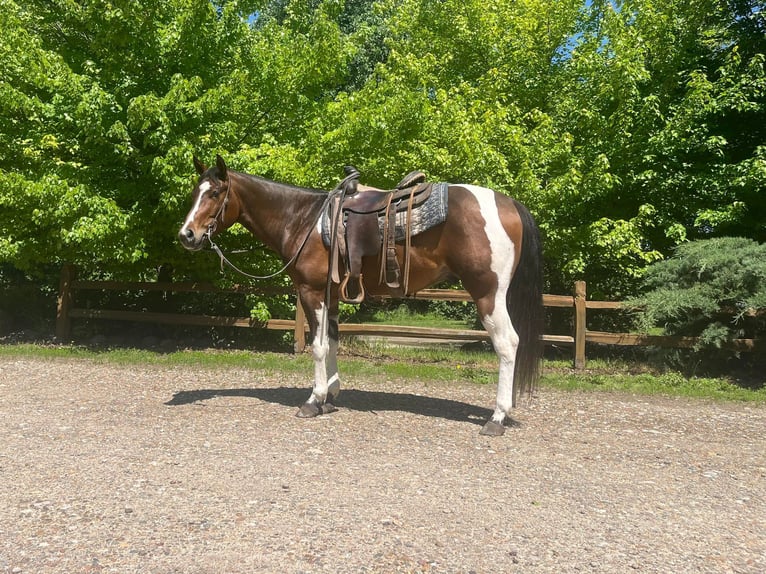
509 199 544 403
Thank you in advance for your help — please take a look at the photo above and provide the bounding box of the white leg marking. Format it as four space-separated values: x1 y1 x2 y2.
326 316 341 399
309 302 330 405
464 185 519 423
483 309 520 422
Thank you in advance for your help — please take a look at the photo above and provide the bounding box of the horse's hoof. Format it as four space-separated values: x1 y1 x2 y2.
296 402 338 418
321 402 338 415
479 420 506 436
296 402 320 418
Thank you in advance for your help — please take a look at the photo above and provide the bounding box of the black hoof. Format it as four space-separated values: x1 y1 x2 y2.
479 420 506 436
296 402 320 418
321 402 338 414
296 401 338 418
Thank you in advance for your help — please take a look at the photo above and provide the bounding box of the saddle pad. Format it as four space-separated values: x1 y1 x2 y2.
321 183 449 247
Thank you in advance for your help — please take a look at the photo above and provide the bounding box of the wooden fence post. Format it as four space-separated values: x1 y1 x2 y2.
293 297 307 353
154 263 175 312
574 280 586 369
56 264 76 341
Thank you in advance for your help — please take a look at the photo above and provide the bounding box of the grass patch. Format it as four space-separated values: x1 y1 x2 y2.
541 359 766 402
1 343 764 403
345 304 474 330
0 343 312 373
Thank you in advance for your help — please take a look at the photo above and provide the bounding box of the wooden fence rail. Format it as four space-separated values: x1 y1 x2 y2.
55 264 760 369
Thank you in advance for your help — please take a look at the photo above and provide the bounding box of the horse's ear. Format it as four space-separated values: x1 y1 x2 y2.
193 156 207 176
215 154 228 181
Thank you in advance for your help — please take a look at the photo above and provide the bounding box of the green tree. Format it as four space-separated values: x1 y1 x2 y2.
544 0 765 296
1 0 764 316
0 0 354 281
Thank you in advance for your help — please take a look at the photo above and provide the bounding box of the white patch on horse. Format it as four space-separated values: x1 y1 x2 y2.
326 313 341 399
462 185 516 287
309 302 331 405
464 185 519 422
182 180 212 230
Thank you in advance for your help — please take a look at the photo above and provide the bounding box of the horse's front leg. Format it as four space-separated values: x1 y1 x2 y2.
296 291 341 418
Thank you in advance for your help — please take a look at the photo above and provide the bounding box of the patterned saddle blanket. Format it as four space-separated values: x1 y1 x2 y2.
320 182 449 247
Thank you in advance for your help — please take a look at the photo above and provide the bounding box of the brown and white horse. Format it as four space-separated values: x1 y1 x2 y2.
179 155 543 435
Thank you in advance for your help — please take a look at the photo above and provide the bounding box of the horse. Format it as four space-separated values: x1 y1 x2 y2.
178 155 544 436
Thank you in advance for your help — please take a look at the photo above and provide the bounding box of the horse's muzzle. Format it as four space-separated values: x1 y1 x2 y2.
178 226 205 251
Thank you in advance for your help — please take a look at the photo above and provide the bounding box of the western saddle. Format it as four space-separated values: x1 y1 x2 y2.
328 167 435 303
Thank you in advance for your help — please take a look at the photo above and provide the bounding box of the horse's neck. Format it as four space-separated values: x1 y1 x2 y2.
233 172 324 258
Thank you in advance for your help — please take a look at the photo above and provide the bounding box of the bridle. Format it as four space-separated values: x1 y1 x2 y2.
200 172 353 281
202 174 302 280
204 177 232 238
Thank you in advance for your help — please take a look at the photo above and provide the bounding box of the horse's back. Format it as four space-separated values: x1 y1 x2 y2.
447 184 525 235
355 184 526 295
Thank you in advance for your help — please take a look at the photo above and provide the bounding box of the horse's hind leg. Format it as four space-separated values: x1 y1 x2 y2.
473 284 519 436
296 291 341 418
459 200 518 434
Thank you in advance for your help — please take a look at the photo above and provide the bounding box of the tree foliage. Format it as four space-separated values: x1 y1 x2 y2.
1 0 764 304
629 237 766 355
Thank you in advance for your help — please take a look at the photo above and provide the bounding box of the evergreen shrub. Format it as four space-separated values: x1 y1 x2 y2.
629 237 766 364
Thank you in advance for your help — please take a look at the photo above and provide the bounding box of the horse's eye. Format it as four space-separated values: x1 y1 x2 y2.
211 189 220 198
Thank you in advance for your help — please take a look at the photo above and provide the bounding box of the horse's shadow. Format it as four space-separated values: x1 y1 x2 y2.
165 385 505 428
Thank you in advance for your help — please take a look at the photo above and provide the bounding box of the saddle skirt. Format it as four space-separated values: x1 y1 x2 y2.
320 182 449 247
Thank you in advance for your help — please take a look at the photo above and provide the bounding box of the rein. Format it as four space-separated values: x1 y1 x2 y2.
206 232 314 281
203 173 353 281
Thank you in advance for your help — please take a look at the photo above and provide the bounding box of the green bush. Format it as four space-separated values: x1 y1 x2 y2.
630 237 766 355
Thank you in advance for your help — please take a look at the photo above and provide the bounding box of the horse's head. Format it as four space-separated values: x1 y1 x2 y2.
178 154 236 251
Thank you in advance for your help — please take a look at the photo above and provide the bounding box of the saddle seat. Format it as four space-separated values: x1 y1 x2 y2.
340 169 429 214
329 167 435 303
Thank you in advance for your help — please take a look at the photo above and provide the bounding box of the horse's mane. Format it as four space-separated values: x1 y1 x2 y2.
233 171 329 196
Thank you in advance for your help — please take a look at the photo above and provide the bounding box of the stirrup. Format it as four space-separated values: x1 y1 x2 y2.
339 273 366 304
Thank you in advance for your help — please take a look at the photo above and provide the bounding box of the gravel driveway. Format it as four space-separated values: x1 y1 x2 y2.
0 355 764 573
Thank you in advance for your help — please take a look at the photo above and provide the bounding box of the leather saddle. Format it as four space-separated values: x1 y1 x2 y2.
329 167 434 303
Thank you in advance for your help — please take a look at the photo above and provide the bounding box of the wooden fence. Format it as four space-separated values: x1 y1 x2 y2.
55 264 760 369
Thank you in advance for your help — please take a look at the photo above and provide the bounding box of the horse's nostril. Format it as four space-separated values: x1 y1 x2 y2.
179 227 196 246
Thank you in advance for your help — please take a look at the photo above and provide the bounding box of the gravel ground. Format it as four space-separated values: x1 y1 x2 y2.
0 355 764 574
